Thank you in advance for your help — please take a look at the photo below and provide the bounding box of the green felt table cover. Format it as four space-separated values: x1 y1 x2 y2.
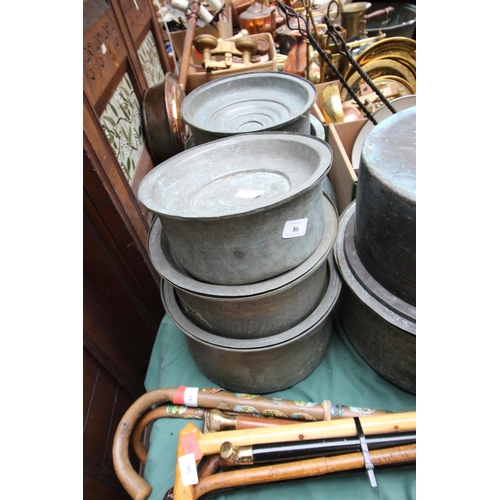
143 305 416 500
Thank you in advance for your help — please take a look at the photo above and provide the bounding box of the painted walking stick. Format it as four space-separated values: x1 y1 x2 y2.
118 385 389 425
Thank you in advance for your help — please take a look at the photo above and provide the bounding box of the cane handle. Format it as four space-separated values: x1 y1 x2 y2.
114 418 152 500
174 423 202 500
113 389 178 500
131 406 167 465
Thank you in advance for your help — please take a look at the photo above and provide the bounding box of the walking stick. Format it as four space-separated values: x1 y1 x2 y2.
191 443 416 499
132 406 300 465
112 387 399 500
218 430 416 466
173 412 416 500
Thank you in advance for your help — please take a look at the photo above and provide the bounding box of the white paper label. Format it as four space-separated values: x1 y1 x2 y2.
178 453 198 486
235 189 265 199
184 387 199 407
282 218 308 238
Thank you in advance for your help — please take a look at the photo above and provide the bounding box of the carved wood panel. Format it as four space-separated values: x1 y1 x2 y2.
117 0 152 42
111 0 171 78
84 8 129 112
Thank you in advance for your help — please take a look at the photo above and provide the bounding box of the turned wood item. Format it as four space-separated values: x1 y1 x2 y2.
192 443 416 499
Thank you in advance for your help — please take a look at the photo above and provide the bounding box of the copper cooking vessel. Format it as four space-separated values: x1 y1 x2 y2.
231 0 254 27
238 1 276 37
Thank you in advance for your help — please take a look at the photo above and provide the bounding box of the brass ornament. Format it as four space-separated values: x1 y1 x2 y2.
355 36 416 67
320 83 344 124
341 58 416 101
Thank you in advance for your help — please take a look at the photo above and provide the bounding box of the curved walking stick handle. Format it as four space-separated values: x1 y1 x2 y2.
113 388 177 500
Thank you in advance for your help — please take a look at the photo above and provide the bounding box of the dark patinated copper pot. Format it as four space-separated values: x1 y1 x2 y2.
162 252 342 394
334 106 416 394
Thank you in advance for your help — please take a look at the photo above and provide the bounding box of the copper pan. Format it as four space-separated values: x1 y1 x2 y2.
142 72 191 166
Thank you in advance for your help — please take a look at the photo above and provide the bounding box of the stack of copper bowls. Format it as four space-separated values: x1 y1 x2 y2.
138 72 343 393
139 132 342 394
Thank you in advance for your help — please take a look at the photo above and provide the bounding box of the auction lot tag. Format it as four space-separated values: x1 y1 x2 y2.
282 218 308 238
178 453 198 486
173 386 199 407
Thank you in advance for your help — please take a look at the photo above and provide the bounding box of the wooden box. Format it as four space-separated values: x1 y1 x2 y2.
170 29 277 94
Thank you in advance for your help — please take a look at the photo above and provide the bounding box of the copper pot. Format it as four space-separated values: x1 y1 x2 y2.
231 0 253 27
238 1 276 37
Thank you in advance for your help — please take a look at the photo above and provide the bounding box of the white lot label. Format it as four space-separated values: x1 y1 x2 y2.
179 453 198 486
235 189 265 199
184 387 199 407
282 218 308 238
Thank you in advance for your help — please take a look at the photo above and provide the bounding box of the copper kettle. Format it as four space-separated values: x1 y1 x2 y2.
238 1 276 38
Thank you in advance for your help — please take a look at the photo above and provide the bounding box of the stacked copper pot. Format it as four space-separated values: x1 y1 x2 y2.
138 72 343 394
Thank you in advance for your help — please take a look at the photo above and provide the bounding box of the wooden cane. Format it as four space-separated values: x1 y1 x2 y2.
173 412 416 500
132 406 300 465
113 387 394 500
132 406 204 465
193 443 416 499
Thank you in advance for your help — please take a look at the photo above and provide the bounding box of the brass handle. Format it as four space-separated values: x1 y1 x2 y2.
234 38 258 64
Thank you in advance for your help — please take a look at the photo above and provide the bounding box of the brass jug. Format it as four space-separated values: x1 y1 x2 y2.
340 2 371 40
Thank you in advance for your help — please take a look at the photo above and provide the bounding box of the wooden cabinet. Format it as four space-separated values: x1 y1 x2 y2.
83 0 170 497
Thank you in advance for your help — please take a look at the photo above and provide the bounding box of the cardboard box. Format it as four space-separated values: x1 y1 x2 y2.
170 25 219 62
326 124 358 214
169 29 277 94
333 119 367 162
312 81 368 214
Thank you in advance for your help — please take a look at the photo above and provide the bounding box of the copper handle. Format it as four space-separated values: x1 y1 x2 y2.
364 6 395 21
